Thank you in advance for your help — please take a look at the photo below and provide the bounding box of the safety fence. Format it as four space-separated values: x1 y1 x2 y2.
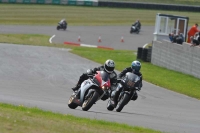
0 0 98 6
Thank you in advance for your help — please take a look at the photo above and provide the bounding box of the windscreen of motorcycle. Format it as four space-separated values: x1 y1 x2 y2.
93 71 111 88
123 72 140 89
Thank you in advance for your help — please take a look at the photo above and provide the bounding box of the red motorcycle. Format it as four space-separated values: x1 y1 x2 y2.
68 70 111 111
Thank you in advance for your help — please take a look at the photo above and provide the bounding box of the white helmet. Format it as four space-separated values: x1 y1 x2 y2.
104 59 115 73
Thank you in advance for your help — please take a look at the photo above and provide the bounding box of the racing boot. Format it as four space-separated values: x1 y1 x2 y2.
72 84 80 92
110 90 120 107
75 90 81 99
131 92 138 101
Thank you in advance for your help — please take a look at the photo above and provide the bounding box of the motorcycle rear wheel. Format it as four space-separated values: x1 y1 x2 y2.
82 91 99 111
63 26 67 30
116 93 130 112
68 95 78 109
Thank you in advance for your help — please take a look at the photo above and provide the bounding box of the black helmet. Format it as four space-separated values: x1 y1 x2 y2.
104 59 115 73
131 60 141 72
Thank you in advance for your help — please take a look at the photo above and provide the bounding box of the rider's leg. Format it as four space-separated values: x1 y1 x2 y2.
110 89 120 107
72 73 88 91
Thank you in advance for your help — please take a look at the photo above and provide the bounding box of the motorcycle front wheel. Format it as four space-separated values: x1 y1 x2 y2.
116 93 130 112
57 26 60 30
82 90 99 111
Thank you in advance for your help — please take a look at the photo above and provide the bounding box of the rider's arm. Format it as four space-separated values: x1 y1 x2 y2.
92 66 103 73
118 67 129 78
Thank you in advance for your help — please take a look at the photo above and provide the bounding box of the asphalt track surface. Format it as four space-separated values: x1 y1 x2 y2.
0 25 200 133
0 25 154 50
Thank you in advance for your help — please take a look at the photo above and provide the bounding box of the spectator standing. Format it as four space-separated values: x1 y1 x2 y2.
187 23 200 43
190 32 200 47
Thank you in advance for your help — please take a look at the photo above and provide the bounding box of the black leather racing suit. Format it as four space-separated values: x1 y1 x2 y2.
72 66 117 100
111 67 143 104
75 65 117 87
118 67 143 89
132 21 141 32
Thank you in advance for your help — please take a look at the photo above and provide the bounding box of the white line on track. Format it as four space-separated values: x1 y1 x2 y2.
49 35 56 43
143 43 148 48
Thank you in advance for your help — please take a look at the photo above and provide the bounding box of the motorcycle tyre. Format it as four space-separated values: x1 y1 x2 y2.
82 90 99 111
107 100 114 111
116 93 130 112
57 26 60 30
68 95 78 109
63 26 67 30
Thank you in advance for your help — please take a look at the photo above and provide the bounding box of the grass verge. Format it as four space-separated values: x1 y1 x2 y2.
0 103 162 133
0 4 200 26
0 33 200 99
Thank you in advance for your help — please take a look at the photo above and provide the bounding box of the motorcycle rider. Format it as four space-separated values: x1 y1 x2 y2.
59 18 67 27
110 60 142 106
132 19 141 32
72 59 117 100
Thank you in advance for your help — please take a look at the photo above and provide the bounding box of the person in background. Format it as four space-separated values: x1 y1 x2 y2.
59 19 67 26
190 32 200 47
132 19 141 31
169 32 184 44
187 23 200 43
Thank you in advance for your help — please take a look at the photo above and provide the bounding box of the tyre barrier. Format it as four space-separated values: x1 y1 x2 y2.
137 47 143 60
137 47 152 62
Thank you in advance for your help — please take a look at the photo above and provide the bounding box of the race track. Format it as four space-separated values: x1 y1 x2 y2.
0 25 154 50
0 25 200 133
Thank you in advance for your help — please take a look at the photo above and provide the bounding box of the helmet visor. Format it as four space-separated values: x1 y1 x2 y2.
105 65 114 73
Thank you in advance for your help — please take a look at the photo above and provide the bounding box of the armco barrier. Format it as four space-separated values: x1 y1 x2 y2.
0 0 98 6
23 0 31 3
1 0 200 11
98 1 200 12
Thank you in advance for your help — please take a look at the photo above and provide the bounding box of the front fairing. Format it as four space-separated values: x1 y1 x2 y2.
121 72 140 90
79 79 98 104
93 71 111 89
79 71 111 104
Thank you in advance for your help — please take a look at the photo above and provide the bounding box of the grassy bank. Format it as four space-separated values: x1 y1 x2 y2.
0 33 200 99
0 4 200 26
0 103 162 133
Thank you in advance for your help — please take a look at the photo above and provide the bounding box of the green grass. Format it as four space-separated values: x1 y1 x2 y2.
0 103 162 133
0 33 200 99
100 0 200 6
0 4 200 26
